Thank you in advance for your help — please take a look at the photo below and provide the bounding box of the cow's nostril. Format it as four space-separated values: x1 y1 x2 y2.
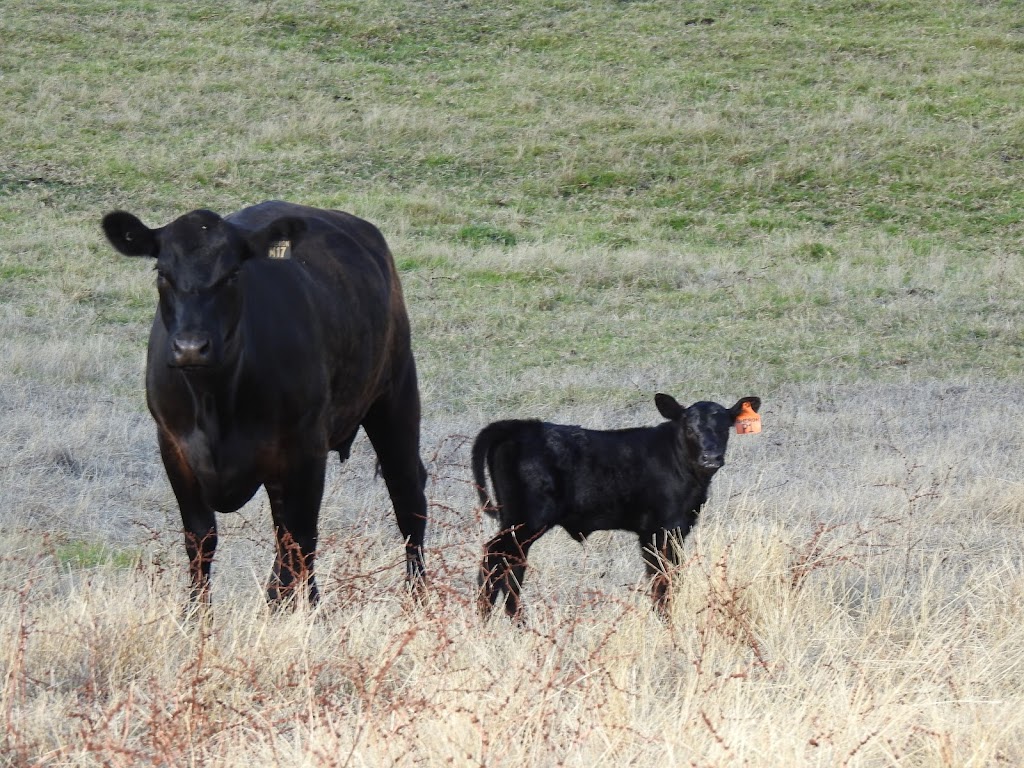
171 335 212 365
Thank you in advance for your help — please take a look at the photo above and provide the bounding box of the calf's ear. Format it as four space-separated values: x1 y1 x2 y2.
730 397 762 416
102 211 159 257
655 393 686 420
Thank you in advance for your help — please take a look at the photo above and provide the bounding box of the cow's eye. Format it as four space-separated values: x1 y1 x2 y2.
156 271 172 289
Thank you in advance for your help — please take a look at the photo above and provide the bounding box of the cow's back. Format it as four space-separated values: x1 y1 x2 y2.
263 204 406 437
227 201 394 284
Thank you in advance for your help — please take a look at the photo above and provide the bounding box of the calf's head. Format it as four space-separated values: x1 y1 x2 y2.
102 208 299 369
655 393 761 474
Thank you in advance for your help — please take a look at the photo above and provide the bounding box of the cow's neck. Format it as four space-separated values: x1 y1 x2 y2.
180 361 244 439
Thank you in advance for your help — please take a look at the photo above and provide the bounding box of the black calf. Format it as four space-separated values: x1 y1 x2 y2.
472 393 761 619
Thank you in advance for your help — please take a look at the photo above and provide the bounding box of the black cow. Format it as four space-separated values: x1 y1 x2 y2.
472 393 761 619
102 201 427 608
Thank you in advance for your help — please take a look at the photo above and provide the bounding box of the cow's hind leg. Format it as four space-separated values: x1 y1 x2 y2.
159 431 217 611
361 366 428 592
265 457 327 607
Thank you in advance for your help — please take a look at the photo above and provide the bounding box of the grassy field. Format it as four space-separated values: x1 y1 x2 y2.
3 0 1024 764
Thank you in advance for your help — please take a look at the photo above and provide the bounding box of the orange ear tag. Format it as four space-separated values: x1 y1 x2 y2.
735 402 762 435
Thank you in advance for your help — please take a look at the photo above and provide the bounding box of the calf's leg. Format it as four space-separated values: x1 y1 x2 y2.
640 528 689 616
479 525 545 621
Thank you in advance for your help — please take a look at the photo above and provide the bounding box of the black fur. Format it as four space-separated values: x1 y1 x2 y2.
102 201 427 608
472 394 760 619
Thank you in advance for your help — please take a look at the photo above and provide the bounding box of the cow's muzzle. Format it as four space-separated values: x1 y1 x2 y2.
170 333 213 367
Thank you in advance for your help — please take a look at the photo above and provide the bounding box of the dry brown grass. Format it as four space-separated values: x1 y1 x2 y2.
3 372 1024 766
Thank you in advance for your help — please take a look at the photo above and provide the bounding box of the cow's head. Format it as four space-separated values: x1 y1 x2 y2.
655 393 761 474
102 208 300 369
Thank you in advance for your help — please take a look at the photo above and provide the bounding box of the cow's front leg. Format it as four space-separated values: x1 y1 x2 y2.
158 431 217 610
264 457 327 607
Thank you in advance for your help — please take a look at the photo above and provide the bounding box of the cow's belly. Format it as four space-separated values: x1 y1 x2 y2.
200 476 263 514
193 462 263 513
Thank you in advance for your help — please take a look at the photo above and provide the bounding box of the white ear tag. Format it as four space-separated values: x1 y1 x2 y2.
268 240 291 259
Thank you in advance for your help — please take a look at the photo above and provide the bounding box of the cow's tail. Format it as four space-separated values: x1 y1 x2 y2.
471 421 521 518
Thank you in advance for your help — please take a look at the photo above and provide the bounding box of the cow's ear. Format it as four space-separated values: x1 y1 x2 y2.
247 216 308 260
730 397 761 417
655 393 685 420
102 211 159 258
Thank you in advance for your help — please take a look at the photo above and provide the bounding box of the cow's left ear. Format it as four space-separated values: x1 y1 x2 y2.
246 217 308 260
655 393 686 420
102 211 159 258
729 397 762 417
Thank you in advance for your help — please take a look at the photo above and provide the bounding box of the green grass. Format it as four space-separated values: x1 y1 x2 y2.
53 539 138 570
5 1 1023 246
3 0 1023 408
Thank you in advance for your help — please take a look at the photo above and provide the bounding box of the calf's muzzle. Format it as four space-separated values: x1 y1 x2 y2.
698 452 725 471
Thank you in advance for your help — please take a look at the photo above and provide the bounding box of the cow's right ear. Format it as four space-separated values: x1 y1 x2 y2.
102 211 159 258
655 393 685 420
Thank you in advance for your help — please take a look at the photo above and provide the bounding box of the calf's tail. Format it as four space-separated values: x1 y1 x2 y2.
471 421 522 518
471 425 498 516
